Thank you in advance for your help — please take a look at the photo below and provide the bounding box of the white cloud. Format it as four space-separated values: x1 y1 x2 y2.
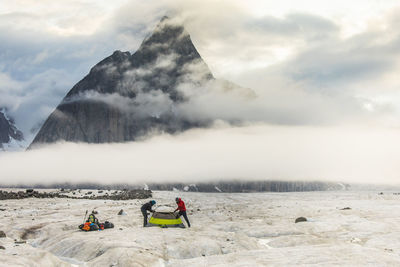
0 0 130 36
1 125 399 185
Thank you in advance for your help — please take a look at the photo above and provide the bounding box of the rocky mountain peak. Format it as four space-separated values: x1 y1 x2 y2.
0 108 24 150
29 16 232 146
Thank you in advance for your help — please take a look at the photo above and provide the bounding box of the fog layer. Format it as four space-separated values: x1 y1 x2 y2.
1 124 398 185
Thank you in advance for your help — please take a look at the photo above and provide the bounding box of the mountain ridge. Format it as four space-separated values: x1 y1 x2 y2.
30 17 243 147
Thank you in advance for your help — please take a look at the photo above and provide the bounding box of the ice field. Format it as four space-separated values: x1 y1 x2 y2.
1 190 400 266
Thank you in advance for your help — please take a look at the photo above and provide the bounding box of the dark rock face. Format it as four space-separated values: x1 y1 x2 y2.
0 109 24 148
30 16 214 146
295 217 307 223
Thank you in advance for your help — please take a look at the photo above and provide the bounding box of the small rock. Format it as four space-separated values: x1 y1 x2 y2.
0 231 6 238
295 217 307 223
0 245 5 250
117 209 126 215
14 240 26 244
378 192 384 195
340 207 351 210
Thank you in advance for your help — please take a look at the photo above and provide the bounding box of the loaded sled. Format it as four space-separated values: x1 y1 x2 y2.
79 212 114 231
79 221 114 231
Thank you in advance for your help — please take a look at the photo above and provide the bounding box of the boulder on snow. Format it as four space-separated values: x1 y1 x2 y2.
0 230 6 238
295 217 307 223
0 245 5 250
118 209 127 215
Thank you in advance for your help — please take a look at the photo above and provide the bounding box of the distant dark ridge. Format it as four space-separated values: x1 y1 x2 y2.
0 182 142 190
148 181 348 192
0 180 349 192
0 188 152 200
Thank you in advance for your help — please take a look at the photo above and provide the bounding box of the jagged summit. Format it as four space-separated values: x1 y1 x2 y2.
139 16 201 60
62 16 213 100
30 16 252 147
30 16 215 146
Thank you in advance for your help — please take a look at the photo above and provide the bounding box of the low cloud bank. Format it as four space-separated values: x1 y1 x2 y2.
1 124 399 185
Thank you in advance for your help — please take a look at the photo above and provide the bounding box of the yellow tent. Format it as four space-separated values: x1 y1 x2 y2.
148 211 185 228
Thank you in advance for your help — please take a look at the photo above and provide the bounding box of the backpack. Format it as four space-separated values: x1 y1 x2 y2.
81 222 91 231
104 221 114 229
90 223 99 231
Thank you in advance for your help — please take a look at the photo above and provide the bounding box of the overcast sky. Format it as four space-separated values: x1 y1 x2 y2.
1 0 400 136
1 1 400 185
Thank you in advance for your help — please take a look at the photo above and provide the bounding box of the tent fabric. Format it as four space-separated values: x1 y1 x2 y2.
148 212 185 228
152 212 177 219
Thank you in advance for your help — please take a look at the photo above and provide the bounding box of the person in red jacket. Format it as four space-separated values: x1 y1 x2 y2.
174 197 191 227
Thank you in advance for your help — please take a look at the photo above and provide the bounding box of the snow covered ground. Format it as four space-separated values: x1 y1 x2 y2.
1 190 400 266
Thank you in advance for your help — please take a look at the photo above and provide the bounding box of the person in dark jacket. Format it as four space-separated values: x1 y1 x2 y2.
174 197 190 227
141 200 156 227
